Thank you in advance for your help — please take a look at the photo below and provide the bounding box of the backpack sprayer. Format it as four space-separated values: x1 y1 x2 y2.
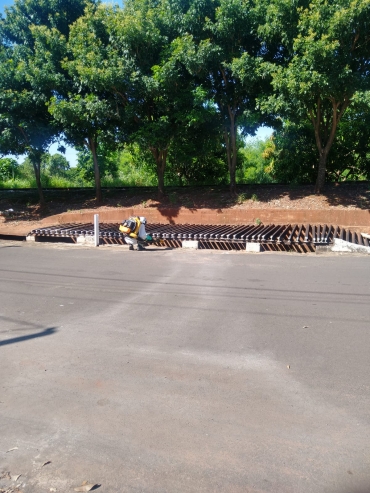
119 216 153 249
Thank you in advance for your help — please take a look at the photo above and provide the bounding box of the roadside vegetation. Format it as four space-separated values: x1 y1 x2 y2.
0 138 276 189
0 0 369 204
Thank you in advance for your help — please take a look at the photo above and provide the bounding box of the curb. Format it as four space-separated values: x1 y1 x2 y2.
0 233 26 241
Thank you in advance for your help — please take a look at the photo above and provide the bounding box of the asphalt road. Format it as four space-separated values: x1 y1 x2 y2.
0 242 370 493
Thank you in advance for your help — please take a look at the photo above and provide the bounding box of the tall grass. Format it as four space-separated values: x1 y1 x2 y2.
1 173 158 189
0 178 34 189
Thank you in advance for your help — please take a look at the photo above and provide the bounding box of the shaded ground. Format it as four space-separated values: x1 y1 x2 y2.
0 182 369 225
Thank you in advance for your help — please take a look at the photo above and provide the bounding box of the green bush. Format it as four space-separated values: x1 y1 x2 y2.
0 178 32 189
237 139 274 184
0 158 19 181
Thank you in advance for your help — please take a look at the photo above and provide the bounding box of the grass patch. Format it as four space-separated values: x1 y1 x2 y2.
236 192 247 204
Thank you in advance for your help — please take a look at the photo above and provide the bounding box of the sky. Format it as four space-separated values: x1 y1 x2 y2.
0 0 11 15
0 0 273 166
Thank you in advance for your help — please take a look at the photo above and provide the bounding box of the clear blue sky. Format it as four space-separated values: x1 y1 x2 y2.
1 1 120 14
0 0 12 15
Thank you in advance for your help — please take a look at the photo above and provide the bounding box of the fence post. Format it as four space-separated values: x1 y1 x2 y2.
94 214 99 247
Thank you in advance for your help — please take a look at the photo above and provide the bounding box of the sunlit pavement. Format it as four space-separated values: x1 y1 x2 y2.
1 243 370 493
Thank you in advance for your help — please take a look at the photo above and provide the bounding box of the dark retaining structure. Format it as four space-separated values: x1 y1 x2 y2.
28 223 370 252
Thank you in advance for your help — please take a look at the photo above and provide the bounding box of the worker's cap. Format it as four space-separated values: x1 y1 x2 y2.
139 216 147 224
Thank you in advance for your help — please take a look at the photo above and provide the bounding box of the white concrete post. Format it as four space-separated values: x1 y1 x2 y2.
94 214 99 247
246 242 261 252
182 240 199 249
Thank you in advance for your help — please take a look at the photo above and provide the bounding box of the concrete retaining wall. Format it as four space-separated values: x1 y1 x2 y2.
48 207 370 228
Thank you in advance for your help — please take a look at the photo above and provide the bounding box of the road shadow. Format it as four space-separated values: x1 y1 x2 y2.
0 327 57 347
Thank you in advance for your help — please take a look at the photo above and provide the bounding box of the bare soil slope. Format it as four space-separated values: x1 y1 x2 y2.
1 182 369 235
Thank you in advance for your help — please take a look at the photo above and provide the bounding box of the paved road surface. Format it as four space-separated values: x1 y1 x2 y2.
1 242 370 493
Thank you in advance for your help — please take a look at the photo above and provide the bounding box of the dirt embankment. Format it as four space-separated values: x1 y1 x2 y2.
1 182 369 236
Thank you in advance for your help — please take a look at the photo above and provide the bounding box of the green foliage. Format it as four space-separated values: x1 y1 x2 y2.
75 146 118 183
266 122 317 184
170 0 274 191
166 118 229 186
268 94 370 184
237 138 274 184
0 0 101 203
1 0 369 197
42 153 70 177
236 192 247 204
0 0 98 46
0 157 19 180
0 177 31 189
259 0 370 190
17 157 35 180
116 145 158 187
327 92 370 181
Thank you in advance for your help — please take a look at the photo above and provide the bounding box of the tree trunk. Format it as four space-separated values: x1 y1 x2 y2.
150 148 167 199
225 107 237 195
157 164 165 199
310 97 350 194
315 151 328 194
31 155 45 206
88 137 102 203
230 120 237 195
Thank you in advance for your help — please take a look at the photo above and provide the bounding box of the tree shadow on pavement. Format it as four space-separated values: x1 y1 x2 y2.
0 327 57 347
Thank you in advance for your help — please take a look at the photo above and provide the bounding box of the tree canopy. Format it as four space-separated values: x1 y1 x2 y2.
0 0 369 197
0 0 100 203
260 0 370 192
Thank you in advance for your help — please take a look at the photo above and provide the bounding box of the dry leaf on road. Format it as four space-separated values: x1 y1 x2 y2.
73 481 98 492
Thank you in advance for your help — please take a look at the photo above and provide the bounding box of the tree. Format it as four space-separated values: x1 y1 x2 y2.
238 138 274 184
172 0 273 194
108 0 199 197
0 0 97 47
25 3 120 202
260 0 370 192
326 92 370 181
128 60 200 197
66 0 226 197
49 94 119 202
0 0 99 204
0 157 19 181
43 153 70 177
264 92 370 184
167 117 228 186
0 40 56 204
46 4 128 201
75 145 118 184
264 121 318 184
